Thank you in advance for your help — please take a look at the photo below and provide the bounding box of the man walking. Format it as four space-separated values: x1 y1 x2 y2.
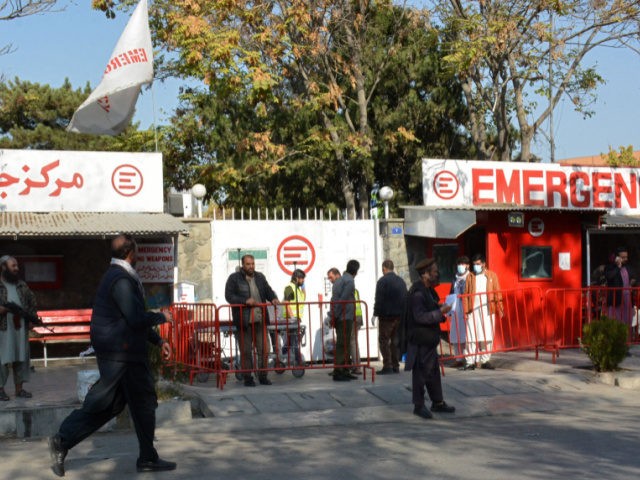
225 254 279 387
49 235 175 477
373 259 407 374
0 256 38 401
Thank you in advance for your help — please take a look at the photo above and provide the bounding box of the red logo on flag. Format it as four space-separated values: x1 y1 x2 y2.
277 235 316 275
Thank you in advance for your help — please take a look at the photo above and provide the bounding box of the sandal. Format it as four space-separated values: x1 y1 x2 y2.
16 389 32 399
0 391 9 401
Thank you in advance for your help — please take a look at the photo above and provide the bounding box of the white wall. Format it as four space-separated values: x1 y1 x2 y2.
210 219 382 362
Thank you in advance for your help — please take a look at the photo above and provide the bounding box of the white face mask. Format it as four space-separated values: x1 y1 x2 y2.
457 265 467 275
473 264 483 274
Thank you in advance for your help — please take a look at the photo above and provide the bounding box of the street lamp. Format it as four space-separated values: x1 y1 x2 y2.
191 183 207 218
379 186 394 220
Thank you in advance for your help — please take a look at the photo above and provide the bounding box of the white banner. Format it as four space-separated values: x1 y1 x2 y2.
67 0 153 135
136 243 175 283
423 158 640 214
0 149 163 212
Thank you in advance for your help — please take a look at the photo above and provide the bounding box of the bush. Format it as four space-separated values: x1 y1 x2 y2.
580 316 629 372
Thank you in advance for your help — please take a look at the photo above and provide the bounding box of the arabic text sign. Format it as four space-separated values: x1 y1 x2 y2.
136 243 174 283
0 149 163 212
423 158 640 214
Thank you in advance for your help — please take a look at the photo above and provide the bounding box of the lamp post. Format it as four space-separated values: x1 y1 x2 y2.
379 186 394 220
191 183 207 218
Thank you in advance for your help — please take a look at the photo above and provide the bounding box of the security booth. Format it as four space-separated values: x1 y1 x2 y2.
0 149 188 362
402 158 640 348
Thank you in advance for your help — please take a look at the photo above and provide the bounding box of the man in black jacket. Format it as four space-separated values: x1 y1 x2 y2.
373 259 407 374
404 258 455 420
49 235 174 477
225 254 279 387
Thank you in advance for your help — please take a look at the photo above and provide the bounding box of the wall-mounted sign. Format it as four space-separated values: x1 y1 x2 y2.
136 243 174 283
528 217 545 237
277 235 316 275
0 149 163 212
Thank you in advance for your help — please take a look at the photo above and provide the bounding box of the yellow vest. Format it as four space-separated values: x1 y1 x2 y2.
354 289 363 318
286 281 306 319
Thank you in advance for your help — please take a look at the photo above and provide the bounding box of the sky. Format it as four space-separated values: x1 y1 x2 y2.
1 1 640 163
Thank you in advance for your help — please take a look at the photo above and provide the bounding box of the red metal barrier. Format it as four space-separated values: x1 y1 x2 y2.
543 287 640 350
165 299 373 389
165 287 640 387
440 287 544 366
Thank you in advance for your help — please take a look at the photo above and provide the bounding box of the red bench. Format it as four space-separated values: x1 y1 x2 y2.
30 309 92 366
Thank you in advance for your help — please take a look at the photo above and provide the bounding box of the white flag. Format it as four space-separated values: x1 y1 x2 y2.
67 0 153 135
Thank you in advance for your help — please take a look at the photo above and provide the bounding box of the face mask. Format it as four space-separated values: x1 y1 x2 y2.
457 265 467 275
473 264 483 274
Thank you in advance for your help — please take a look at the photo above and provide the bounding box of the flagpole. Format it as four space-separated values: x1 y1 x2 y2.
151 83 159 152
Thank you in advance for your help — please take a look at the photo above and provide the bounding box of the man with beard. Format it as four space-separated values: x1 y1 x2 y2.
49 235 175 476
225 254 279 387
0 256 37 401
404 258 455 419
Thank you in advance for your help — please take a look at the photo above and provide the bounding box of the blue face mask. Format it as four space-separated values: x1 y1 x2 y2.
457 265 467 275
473 264 483 274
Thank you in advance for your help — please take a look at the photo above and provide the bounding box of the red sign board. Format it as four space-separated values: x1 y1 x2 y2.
277 235 316 275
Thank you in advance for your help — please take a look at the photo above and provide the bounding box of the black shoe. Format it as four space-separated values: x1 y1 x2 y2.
459 363 476 371
431 401 456 413
481 362 495 370
16 389 32 398
332 374 352 382
244 377 256 387
258 377 272 385
49 435 67 477
413 405 433 419
376 367 394 375
136 458 177 473
392 367 400 373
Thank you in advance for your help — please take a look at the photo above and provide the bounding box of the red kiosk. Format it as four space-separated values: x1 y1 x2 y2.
403 159 639 349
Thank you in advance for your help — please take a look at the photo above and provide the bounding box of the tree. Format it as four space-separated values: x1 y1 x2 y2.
0 77 155 152
141 2 470 211
100 1 445 215
428 0 640 162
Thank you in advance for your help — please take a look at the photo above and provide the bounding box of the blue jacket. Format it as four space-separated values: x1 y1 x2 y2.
90 264 165 362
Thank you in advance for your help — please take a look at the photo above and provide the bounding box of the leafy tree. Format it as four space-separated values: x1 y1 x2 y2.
427 0 640 162
98 1 472 212
603 145 638 167
0 77 155 152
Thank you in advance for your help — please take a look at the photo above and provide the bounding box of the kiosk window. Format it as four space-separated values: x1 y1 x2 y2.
433 244 458 284
521 246 552 280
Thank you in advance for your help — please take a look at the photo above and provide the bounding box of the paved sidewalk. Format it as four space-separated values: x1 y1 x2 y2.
1 347 640 479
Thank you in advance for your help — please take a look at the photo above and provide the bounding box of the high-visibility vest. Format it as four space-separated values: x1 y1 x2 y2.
287 281 306 319
354 289 363 319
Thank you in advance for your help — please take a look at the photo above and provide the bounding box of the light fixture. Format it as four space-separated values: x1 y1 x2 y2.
379 186 394 220
191 184 207 218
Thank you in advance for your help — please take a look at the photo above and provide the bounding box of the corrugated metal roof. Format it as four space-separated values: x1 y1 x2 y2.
0 212 189 238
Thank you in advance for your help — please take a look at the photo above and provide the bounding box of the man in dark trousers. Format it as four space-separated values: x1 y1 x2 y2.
49 235 174 477
225 254 279 387
404 258 455 420
330 259 359 381
604 246 637 325
373 259 407 374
